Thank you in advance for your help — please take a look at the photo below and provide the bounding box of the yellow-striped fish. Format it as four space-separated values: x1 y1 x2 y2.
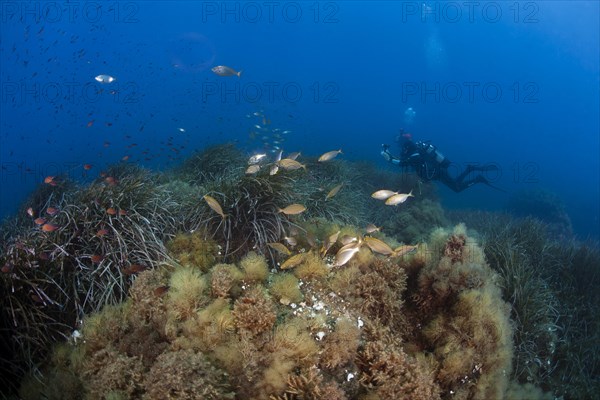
321 230 341 256
280 252 307 269
384 190 414 206
267 242 292 256
278 204 306 215
203 195 227 219
364 236 394 256
318 149 342 162
333 241 361 267
393 244 418 257
325 183 343 200
371 190 397 200
278 159 306 170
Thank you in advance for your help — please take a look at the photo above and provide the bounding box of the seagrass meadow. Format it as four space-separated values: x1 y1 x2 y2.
0 144 598 400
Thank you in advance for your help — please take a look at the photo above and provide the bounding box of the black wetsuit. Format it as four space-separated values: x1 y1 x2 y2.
383 140 495 193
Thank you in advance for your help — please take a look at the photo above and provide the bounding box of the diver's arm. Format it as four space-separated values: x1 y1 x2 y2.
381 144 401 166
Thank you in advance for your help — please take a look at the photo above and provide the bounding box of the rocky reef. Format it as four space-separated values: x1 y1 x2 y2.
17 224 517 400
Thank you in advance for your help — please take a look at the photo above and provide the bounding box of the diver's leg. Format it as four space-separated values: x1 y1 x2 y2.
439 169 464 192
455 164 498 183
455 165 478 183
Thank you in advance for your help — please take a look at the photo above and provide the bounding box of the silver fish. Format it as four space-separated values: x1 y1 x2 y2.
211 65 242 77
385 190 414 206
364 236 394 256
339 235 358 246
248 153 267 164
283 236 297 246
365 223 381 233
94 74 116 84
318 149 342 162
333 241 361 267
371 190 397 200
245 165 260 175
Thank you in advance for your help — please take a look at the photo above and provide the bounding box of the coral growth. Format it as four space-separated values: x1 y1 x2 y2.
240 251 270 282
143 349 234 399
406 225 514 399
269 272 303 304
14 221 541 400
167 267 208 320
357 325 440 400
210 262 243 298
320 318 360 370
167 231 218 271
293 250 329 280
232 286 277 337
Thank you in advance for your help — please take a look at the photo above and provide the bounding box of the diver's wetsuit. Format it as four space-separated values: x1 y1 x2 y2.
381 139 496 193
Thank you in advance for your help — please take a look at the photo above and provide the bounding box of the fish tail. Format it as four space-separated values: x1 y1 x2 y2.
237 70 243 77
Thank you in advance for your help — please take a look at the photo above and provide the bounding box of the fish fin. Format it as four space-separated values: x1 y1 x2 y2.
237 70 243 77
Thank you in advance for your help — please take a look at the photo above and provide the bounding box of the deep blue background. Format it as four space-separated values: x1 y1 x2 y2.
1 1 598 238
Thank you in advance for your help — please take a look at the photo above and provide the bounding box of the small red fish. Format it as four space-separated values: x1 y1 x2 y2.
41 223 59 232
44 176 55 184
91 254 103 264
1 263 13 273
118 209 127 216
106 207 117 216
105 176 116 185
26 207 34 217
46 207 59 216
83 164 93 170
122 155 130 161
96 229 109 237
123 264 147 275
34 217 46 225
87 120 94 127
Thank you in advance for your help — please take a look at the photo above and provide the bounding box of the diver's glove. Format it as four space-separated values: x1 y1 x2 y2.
381 144 392 162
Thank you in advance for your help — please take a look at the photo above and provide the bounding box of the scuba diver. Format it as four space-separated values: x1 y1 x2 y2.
381 131 502 193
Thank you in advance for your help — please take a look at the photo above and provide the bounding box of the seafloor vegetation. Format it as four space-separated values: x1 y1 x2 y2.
0 144 598 399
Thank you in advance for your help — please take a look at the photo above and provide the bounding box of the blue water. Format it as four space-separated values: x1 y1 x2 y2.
1 1 598 239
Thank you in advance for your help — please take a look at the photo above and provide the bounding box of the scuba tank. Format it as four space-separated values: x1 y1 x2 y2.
417 141 446 164
415 141 446 180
